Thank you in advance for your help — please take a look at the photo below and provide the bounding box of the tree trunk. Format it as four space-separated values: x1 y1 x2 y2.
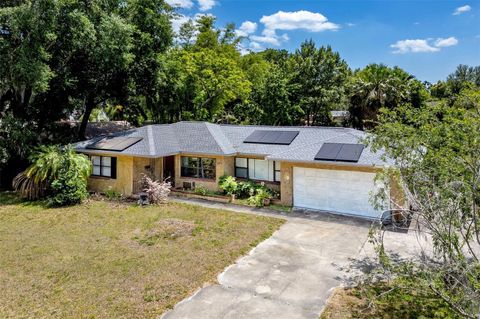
78 95 95 140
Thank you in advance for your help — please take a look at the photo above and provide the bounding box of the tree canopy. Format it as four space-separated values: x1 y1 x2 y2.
0 1 479 190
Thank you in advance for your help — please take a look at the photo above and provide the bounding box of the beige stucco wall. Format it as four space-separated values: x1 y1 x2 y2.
279 161 381 206
132 157 165 193
87 155 165 196
175 154 234 191
88 155 134 196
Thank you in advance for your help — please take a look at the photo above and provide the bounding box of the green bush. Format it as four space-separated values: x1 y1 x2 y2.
194 184 208 196
218 175 238 195
49 166 89 206
247 187 271 207
104 187 122 200
236 180 257 199
13 145 92 206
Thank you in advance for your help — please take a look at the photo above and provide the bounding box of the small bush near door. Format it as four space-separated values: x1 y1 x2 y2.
140 174 172 204
218 176 276 206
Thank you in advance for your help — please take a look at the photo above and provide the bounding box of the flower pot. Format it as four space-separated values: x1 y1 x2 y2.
230 194 236 203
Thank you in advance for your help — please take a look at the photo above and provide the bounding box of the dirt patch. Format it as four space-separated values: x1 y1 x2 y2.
135 219 196 246
320 287 363 319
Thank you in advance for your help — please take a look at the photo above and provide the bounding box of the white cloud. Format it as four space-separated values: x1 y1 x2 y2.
250 32 289 46
391 36 459 54
434 37 458 47
244 10 338 47
391 39 440 54
198 0 216 11
165 0 194 9
346 22 356 27
260 10 339 33
453 5 471 15
235 21 258 37
171 14 191 33
249 41 262 50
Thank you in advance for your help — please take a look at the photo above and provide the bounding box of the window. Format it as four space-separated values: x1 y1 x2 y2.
274 161 281 182
91 156 116 178
235 158 248 178
181 157 216 179
235 157 280 182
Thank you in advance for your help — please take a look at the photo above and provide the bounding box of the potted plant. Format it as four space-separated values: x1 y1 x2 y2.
247 188 271 207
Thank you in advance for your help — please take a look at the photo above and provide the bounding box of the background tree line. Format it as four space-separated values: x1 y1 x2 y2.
0 0 479 187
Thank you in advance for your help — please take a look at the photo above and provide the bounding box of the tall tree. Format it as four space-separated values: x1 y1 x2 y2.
155 15 250 122
289 40 350 126
0 0 57 118
369 88 480 318
349 63 427 130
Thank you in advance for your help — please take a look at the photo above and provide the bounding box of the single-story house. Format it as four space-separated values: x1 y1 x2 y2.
75 121 401 219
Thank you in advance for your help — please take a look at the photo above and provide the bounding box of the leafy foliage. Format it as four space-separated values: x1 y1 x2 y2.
368 89 480 318
349 63 428 129
246 187 271 207
13 145 91 205
218 175 238 196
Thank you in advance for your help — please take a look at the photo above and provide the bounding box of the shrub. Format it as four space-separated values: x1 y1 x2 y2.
140 174 171 204
218 175 238 196
13 145 92 206
104 187 122 200
194 184 208 196
247 187 271 207
236 180 257 199
49 166 89 206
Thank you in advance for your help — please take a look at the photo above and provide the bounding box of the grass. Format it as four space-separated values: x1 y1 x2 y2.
0 192 284 319
320 282 461 319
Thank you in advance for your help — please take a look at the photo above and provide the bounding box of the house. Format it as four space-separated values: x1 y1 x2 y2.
330 110 351 124
75 121 400 219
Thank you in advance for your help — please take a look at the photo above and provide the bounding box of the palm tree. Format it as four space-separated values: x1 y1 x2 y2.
13 145 91 200
349 64 415 130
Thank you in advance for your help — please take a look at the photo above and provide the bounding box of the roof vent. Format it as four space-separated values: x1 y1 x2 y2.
244 130 299 145
314 143 364 162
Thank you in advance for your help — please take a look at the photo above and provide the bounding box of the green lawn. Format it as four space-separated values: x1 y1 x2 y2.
0 193 284 318
320 283 460 319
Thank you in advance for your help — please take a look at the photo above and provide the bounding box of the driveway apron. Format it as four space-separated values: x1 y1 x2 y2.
161 215 371 319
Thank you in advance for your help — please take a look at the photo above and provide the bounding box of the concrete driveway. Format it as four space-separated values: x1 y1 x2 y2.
161 208 372 319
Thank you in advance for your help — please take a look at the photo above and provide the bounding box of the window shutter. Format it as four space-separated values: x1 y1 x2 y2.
111 157 117 179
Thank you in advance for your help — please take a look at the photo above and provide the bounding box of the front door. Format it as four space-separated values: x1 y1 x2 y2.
163 156 175 186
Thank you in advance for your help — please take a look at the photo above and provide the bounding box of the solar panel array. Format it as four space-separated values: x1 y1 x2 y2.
86 136 143 152
244 130 299 145
314 143 364 162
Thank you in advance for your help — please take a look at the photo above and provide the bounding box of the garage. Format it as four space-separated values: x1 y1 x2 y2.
293 167 385 219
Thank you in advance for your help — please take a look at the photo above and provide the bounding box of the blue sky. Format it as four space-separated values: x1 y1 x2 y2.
169 0 480 83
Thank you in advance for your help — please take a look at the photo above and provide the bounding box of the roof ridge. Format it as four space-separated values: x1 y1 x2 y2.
205 122 236 154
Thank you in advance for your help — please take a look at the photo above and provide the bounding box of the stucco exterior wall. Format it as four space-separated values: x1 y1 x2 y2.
279 161 381 206
174 154 234 191
88 155 134 196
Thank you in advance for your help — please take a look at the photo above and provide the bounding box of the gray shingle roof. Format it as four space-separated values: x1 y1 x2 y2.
74 121 387 167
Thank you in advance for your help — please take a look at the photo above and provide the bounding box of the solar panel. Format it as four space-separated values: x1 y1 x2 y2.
314 143 364 162
260 131 281 144
275 131 300 144
243 130 268 143
244 130 299 145
86 136 143 151
336 144 364 162
314 143 343 161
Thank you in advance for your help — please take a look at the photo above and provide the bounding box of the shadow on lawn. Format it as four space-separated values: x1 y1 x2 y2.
0 191 49 208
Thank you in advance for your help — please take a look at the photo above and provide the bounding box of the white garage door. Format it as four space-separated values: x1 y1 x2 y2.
293 167 385 219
